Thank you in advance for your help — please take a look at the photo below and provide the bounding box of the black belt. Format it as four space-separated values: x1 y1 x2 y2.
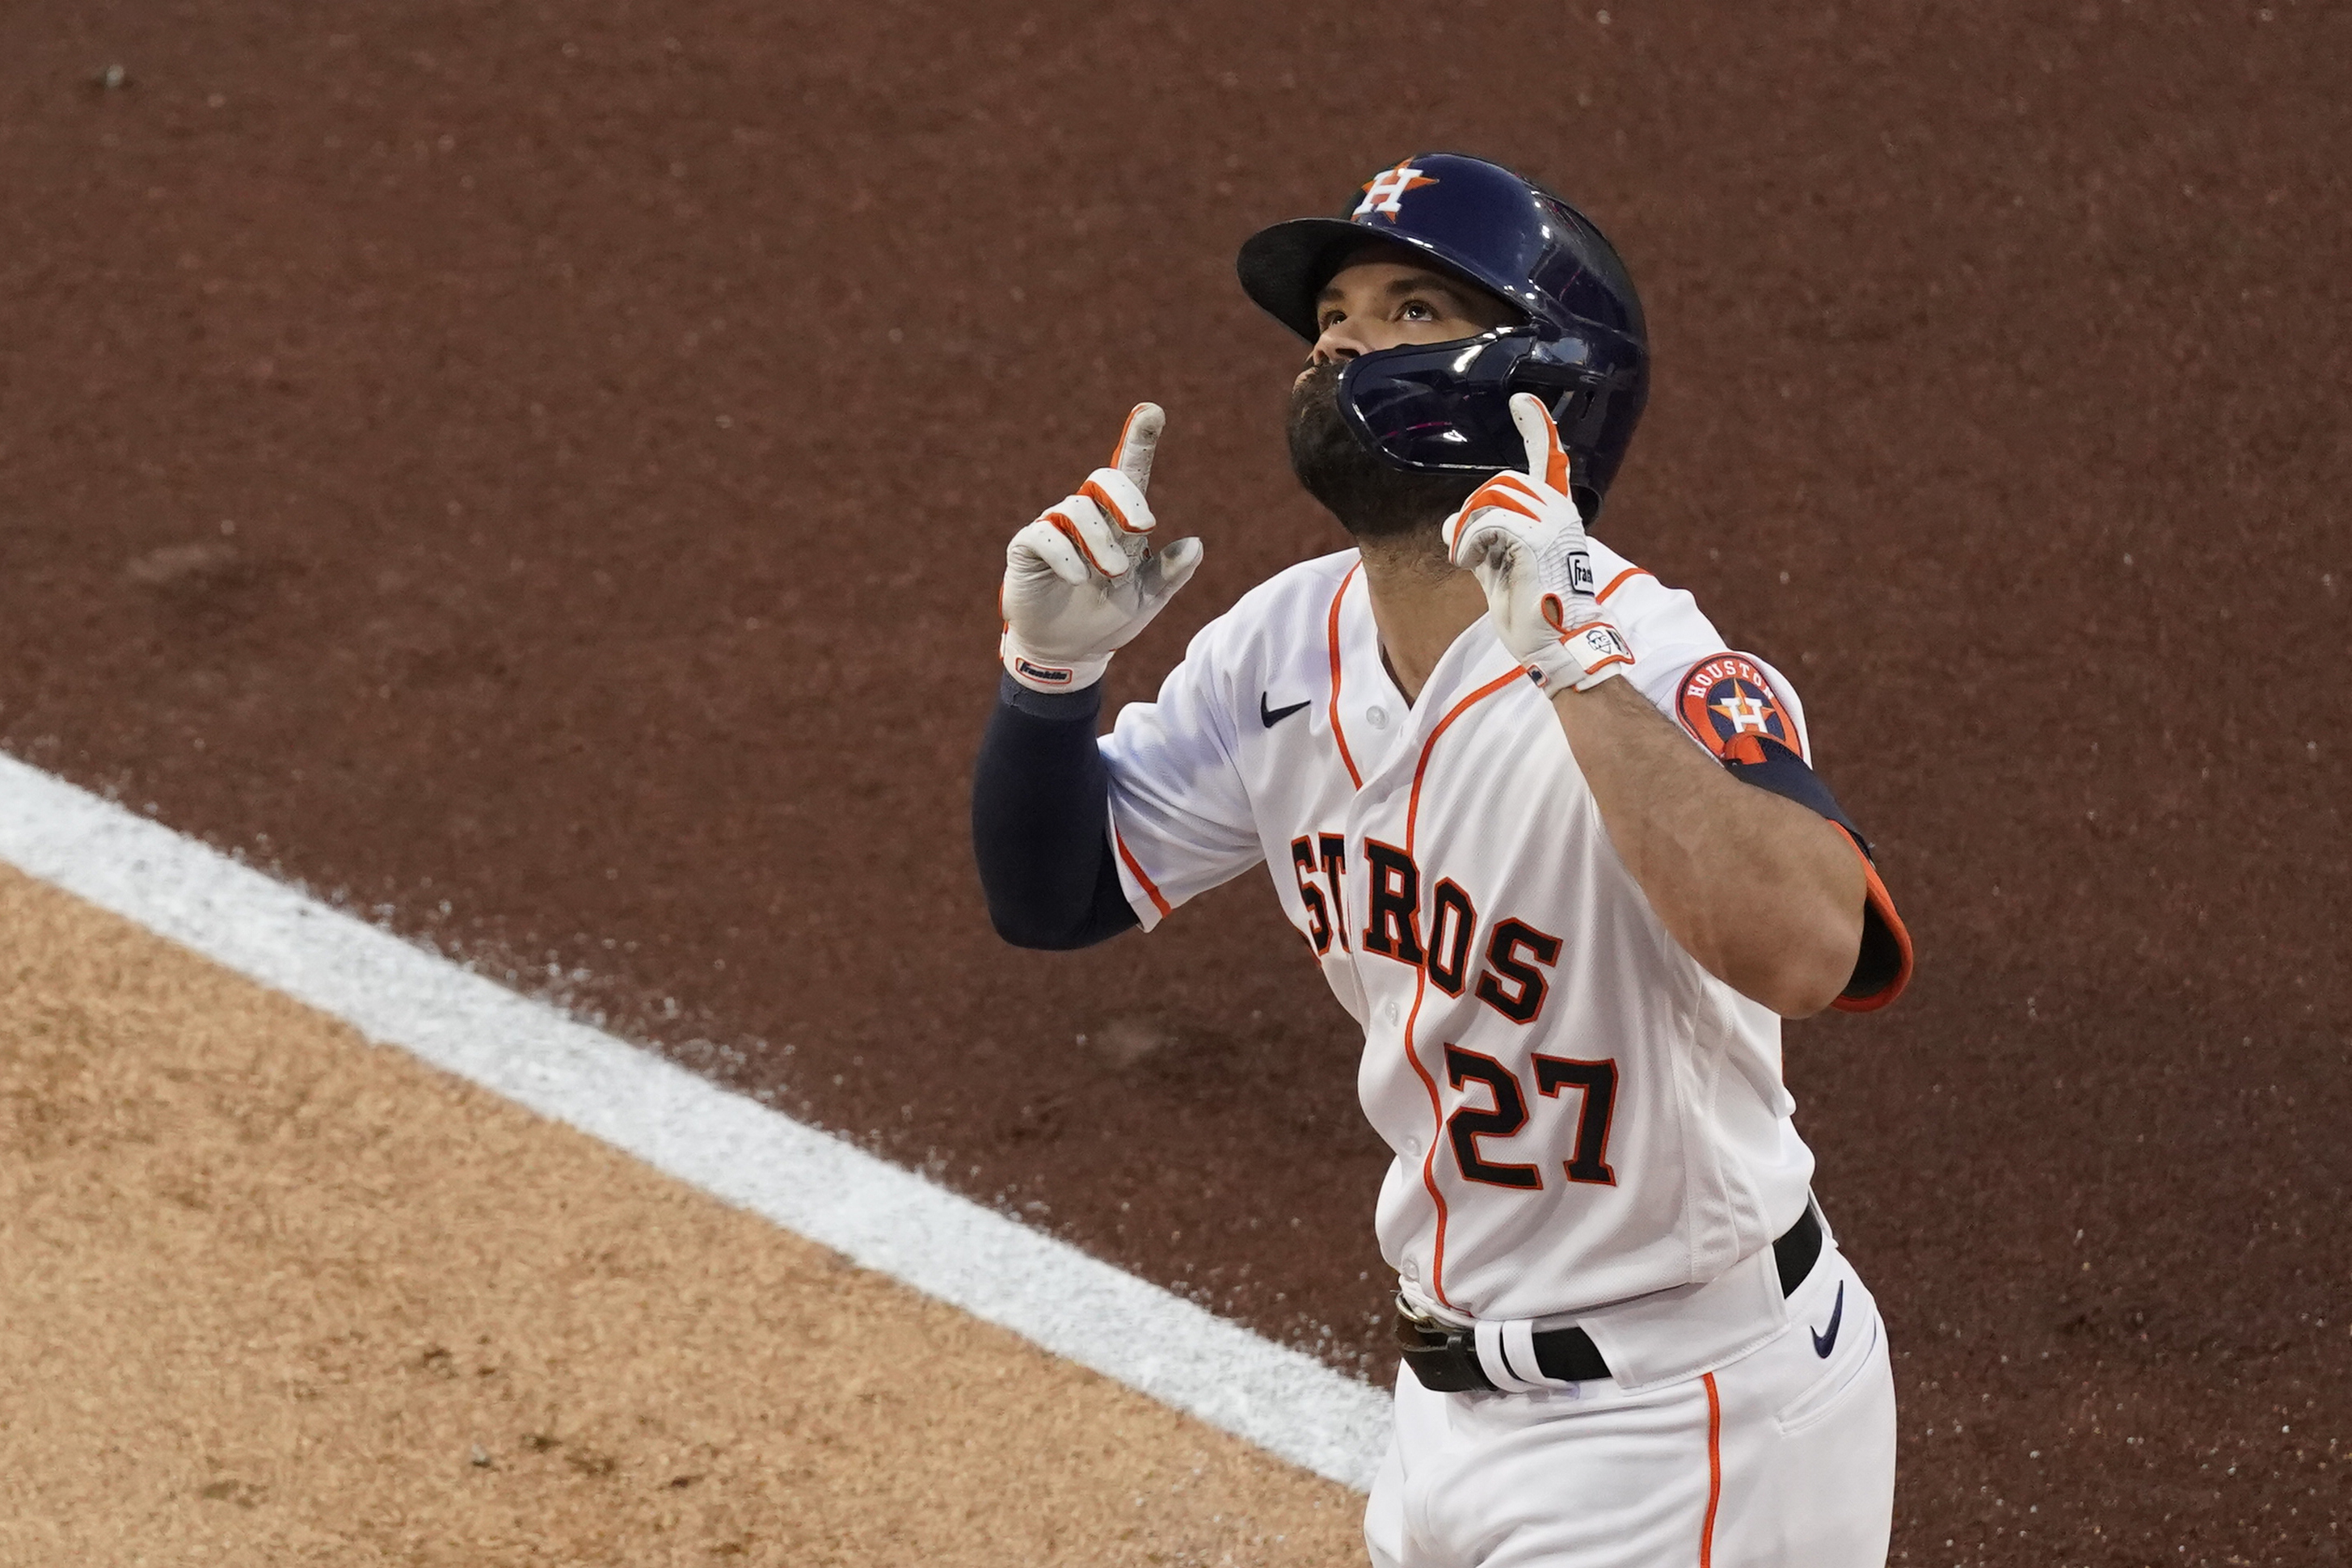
1394 1203 1825 1393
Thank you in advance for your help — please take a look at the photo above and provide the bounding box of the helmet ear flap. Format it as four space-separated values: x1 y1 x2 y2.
1334 325 1642 519
1337 327 1539 478
1515 398 1605 521
1569 469 1604 525
1504 373 1609 519
1510 331 1646 516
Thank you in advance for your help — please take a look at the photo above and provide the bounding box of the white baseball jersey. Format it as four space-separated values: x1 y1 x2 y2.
1101 542 1830 1385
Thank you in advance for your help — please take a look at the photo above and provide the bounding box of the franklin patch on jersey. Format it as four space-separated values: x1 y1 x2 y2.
1677 654 1802 765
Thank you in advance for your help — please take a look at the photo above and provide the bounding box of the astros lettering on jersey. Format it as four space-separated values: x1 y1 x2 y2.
1099 540 1835 1385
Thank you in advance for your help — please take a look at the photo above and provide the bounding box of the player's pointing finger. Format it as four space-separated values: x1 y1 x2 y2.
1507 392 1570 495
1110 403 1165 493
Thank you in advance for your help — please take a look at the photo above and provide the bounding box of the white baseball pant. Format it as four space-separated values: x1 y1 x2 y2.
1365 1245 1896 1568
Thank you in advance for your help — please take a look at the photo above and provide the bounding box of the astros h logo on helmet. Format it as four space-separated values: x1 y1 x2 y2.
1353 160 1439 220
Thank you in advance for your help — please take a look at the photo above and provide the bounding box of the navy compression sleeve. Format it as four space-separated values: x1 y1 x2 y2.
1722 734 1912 1008
971 675 1142 950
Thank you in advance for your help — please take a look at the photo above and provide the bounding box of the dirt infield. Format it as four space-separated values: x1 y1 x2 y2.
0 865 1361 1563
2 0 2348 1562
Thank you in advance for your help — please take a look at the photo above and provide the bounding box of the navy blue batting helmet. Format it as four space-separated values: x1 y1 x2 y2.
1237 153 1648 518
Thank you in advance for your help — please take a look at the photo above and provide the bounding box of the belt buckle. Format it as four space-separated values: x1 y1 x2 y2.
1393 1292 1495 1393
1393 1291 1453 1341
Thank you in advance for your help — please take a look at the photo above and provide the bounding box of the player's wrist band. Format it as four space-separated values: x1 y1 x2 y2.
1001 631 1110 696
1524 618 1634 693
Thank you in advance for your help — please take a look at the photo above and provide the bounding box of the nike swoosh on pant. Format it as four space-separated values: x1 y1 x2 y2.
1811 1279 1846 1358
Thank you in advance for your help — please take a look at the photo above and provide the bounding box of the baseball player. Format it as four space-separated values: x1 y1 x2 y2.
972 153 1913 1566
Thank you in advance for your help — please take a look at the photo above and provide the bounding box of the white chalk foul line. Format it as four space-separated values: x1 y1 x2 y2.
0 753 1391 1490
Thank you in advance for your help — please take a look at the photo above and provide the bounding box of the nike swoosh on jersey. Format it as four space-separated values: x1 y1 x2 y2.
1811 1279 1846 1358
1259 693 1311 728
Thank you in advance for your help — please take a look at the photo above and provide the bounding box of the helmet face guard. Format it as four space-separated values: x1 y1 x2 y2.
1336 322 1648 516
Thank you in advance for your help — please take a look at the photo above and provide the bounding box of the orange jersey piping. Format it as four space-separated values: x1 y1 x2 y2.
1112 827 1172 921
1596 565 1651 603
1398 665 1529 1306
1701 1371 1724 1565
1326 564 1366 790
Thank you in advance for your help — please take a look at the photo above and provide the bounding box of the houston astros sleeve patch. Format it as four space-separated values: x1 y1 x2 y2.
1676 654 1805 765
1678 651 1916 1010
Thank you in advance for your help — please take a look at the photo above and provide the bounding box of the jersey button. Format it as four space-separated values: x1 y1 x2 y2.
1384 1001 1401 1025
1404 1136 1420 1157
1367 704 1390 729
1403 1258 1419 1281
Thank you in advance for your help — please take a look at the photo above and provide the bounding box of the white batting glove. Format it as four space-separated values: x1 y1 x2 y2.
1001 403 1204 693
1443 393 1634 693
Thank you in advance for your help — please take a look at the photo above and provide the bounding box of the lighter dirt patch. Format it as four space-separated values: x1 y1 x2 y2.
0 866 1364 1566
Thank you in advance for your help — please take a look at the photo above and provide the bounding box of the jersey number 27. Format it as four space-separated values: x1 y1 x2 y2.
1444 1047 1619 1190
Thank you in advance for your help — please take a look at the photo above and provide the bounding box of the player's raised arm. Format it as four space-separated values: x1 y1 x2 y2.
1448 396 1871 1018
971 406 1203 950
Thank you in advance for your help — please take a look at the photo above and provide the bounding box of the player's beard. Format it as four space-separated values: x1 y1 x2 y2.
1286 360 1486 543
